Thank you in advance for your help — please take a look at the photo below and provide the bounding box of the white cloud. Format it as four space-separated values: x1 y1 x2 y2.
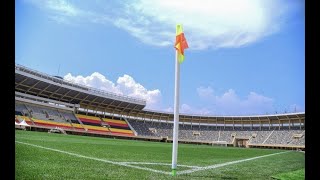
45 0 79 16
195 86 276 115
197 86 214 99
180 104 211 115
24 0 101 25
117 75 161 105
25 0 301 49
110 0 299 49
25 0 81 16
181 104 192 113
64 72 121 94
163 107 173 113
63 72 161 108
62 73 302 115
162 104 210 115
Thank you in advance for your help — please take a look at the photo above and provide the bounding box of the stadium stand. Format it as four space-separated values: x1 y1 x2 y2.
126 119 305 148
15 64 305 150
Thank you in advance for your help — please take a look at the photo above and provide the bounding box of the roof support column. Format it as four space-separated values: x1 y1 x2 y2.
258 117 261 130
215 118 217 130
269 118 271 130
232 118 234 130
241 118 243 130
299 118 302 130
289 118 291 130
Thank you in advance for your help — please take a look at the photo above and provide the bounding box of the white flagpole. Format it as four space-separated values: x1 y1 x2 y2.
172 46 180 176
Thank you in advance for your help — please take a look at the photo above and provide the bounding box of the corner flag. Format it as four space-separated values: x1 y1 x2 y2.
172 24 188 176
175 24 189 63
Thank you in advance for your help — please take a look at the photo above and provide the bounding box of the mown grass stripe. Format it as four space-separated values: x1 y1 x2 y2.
15 141 170 175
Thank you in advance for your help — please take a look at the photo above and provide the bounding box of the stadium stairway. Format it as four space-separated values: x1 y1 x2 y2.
123 117 138 136
72 112 86 131
262 130 274 144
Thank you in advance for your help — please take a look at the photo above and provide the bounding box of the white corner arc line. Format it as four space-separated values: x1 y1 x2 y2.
177 151 289 175
15 141 171 175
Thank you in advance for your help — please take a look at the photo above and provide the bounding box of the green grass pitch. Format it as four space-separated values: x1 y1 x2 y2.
15 130 304 179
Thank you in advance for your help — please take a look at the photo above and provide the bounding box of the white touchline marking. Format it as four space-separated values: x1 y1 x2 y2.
177 151 290 175
15 141 171 175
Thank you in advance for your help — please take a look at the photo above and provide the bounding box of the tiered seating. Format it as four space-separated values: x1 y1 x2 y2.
26 104 67 122
179 125 220 141
126 119 305 146
102 118 134 136
125 119 154 136
31 118 74 130
15 102 83 131
15 103 30 116
263 130 305 145
75 114 109 134
59 111 85 131
25 104 48 120
249 130 272 144
154 122 173 138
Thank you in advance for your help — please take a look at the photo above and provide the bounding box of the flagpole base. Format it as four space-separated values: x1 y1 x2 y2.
172 169 177 176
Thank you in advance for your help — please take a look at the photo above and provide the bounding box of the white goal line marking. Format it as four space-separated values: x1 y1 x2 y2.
177 151 289 175
16 141 289 176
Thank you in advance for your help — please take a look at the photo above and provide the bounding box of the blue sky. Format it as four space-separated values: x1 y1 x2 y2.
15 0 305 116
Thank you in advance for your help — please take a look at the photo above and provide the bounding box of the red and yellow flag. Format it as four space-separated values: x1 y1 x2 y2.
175 24 189 63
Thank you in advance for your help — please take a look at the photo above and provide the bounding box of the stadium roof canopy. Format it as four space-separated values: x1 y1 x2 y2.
15 64 146 113
125 108 304 126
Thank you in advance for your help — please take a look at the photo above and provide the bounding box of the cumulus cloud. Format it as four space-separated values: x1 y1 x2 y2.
195 87 275 115
25 0 301 49
117 75 161 105
162 104 210 115
64 72 121 94
62 73 300 115
197 86 214 99
180 104 211 115
63 72 161 108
